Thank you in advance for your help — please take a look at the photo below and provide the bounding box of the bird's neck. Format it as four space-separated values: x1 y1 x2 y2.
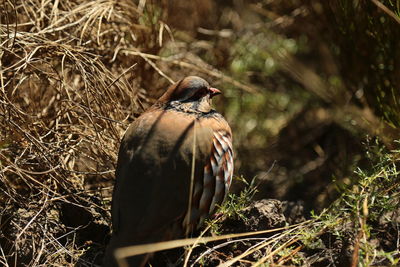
152 101 215 117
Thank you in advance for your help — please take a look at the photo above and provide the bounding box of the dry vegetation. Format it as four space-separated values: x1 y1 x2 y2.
1 0 400 266
0 0 156 265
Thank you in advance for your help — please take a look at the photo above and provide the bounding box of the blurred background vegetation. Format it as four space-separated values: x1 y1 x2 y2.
158 0 400 211
1 0 399 265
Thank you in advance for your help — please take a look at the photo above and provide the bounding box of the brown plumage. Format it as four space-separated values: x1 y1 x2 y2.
103 76 233 266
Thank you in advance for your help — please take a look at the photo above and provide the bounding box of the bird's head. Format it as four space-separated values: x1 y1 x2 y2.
158 76 221 113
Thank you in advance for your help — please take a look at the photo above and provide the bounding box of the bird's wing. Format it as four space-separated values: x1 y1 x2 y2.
184 114 234 230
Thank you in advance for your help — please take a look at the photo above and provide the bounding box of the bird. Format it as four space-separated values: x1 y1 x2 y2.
103 76 233 267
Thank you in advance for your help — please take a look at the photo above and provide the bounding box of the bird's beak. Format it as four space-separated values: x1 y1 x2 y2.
209 87 222 98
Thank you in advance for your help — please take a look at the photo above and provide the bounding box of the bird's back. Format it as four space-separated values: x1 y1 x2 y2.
113 108 216 240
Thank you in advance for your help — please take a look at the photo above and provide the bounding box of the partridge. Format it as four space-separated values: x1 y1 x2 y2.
104 76 233 266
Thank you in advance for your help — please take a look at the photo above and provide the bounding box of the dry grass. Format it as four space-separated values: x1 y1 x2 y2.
0 0 155 265
113 220 316 266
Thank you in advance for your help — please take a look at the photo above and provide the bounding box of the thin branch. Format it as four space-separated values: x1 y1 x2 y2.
371 0 400 25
